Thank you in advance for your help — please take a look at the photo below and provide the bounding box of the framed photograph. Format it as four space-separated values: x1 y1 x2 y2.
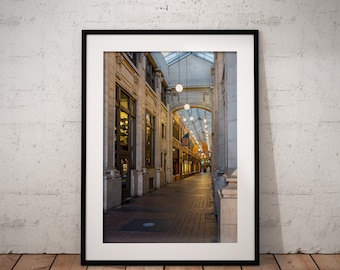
81 30 259 265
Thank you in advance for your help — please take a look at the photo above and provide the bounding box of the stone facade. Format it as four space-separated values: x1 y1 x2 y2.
103 52 171 211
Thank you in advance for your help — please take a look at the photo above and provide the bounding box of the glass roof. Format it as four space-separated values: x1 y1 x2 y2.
162 52 214 66
163 52 214 156
176 108 212 153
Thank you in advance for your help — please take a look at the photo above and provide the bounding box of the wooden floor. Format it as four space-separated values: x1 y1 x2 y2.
1 254 340 270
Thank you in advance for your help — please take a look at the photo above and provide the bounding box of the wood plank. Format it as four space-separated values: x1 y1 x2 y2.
50 254 86 270
165 266 203 270
127 267 163 270
275 254 318 270
203 265 241 270
0 254 21 270
312 254 340 270
2 254 340 269
88 265 125 270
13 254 56 270
242 254 280 270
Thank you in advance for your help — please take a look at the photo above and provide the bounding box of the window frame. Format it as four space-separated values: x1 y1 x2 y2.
145 111 155 167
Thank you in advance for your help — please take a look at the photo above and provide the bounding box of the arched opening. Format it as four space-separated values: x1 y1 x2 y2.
171 106 212 180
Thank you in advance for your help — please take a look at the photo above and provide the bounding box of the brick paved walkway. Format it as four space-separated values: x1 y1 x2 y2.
103 173 218 243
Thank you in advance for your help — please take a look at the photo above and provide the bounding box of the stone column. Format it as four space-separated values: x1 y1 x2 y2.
154 69 162 188
218 174 237 242
212 52 227 174
212 171 227 215
212 52 238 239
135 54 146 196
211 52 228 215
136 169 145 197
103 52 122 212
103 170 122 212
226 52 237 174
166 104 173 184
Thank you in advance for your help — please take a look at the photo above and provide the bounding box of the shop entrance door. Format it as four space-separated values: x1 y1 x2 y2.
120 156 131 200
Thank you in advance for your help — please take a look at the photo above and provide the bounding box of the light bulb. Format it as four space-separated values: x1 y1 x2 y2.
184 103 190 110
175 84 183 92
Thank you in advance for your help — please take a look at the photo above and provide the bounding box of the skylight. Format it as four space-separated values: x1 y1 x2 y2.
162 52 214 66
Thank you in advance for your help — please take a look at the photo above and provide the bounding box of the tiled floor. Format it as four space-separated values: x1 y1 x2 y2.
104 173 218 243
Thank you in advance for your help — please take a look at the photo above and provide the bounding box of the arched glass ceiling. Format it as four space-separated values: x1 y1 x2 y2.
163 52 214 157
162 52 214 66
176 108 212 155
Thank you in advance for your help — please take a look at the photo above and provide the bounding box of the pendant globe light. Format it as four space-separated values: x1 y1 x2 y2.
175 83 183 93
175 53 183 93
184 55 190 110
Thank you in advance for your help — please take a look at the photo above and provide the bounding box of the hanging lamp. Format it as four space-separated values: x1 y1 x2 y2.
184 55 190 110
175 53 183 92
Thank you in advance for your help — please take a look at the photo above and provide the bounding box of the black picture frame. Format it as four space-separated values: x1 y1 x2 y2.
81 30 259 266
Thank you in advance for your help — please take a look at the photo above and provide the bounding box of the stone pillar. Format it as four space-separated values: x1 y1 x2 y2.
103 52 122 212
154 69 162 188
212 52 227 174
135 54 146 194
226 53 237 174
137 169 145 197
212 52 238 175
212 171 227 215
103 53 118 171
156 168 161 189
218 174 237 242
166 105 173 184
103 169 121 212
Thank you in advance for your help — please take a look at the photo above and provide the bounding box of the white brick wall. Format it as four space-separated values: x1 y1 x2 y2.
0 0 339 253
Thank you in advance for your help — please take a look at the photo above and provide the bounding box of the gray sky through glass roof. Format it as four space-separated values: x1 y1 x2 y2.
162 52 214 66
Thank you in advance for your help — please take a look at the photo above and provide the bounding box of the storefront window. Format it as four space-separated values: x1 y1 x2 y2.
173 148 179 175
126 52 138 67
145 112 154 167
120 91 129 110
161 84 167 105
120 111 129 151
172 120 179 140
146 57 155 91
115 85 136 199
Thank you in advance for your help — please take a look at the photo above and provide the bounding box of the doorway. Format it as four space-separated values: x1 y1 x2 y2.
120 156 130 200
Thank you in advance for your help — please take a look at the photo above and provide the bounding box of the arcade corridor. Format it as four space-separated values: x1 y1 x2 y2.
102 51 238 243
